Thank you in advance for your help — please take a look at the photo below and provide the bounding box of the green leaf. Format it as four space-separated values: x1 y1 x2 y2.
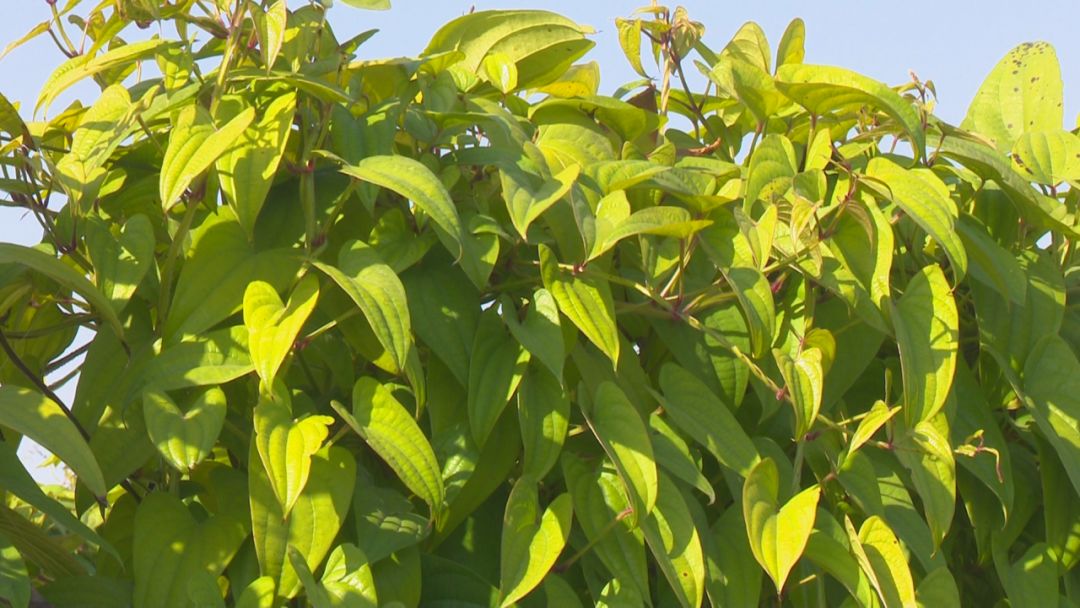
341 377 445 516
339 0 391 8
37 38 170 113
586 382 658 520
538 244 620 365
517 365 570 479
858 516 917 608
773 346 824 440
423 10 594 91
133 490 248 608
217 92 296 236
501 289 564 381
776 63 926 160
698 210 776 357
138 326 254 392
481 52 519 94
339 155 483 287
250 444 356 599
894 417 956 552
743 457 821 593
498 479 573 607
321 544 378 607
84 214 154 314
467 308 530 447
1021 335 1080 498
916 567 960 608
0 386 105 497
956 215 1027 306
641 473 706 608
315 241 411 374
254 393 334 517
236 577 276 608
165 208 302 341
775 18 806 69
849 401 900 456
253 0 289 70
352 485 429 564
891 265 959 425
0 441 113 557
403 260 479 386
0 243 124 339
744 134 797 206
159 104 254 208
704 506 762 608
993 541 1057 608
866 157 967 281
656 363 759 477
649 413 715 504
592 205 712 261
1011 129 1080 184
616 18 647 78
0 533 28 608
500 161 579 240
142 387 227 473
962 41 1063 151
244 275 320 387
560 453 649 601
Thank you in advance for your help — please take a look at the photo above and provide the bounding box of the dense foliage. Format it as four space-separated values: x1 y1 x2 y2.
0 0 1077 606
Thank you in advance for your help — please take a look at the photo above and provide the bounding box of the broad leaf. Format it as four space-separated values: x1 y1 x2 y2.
498 479 573 607
586 382 658 520
142 387 227 473
244 274 320 387
743 457 821 593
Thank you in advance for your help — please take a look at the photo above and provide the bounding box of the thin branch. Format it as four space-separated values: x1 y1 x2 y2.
0 327 90 442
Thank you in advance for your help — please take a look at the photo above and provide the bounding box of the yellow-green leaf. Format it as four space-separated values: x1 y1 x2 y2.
848 401 900 456
216 92 296 236
891 265 959 425
159 104 254 208
341 377 445 517
962 41 1063 151
468 308 530 447
776 63 926 160
243 275 320 387
498 479 573 607
538 244 620 365
866 157 967 281
315 241 411 374
1011 129 1080 184
587 382 657 521
743 457 821 593
0 386 105 497
254 394 334 517
641 473 706 608
517 366 570 479
859 516 917 608
656 363 759 477
142 387 227 473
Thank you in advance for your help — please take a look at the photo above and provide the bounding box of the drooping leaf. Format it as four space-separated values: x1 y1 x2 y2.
538 244 620 365
315 241 411 374
0 386 105 497
498 479 573 607
517 365 570 479
866 157 967 281
243 274 320 387
467 308 530 447
656 363 759 477
858 516 917 608
743 457 821 593
640 473 706 608
586 382 658 521
142 387 227 473
340 378 444 516
501 289 564 381
891 265 959 425
776 63 926 159
254 393 334 517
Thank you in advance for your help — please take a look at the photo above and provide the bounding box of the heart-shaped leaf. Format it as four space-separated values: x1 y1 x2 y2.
743 457 821 593
142 386 227 473
499 478 573 607
254 392 334 517
244 274 320 387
